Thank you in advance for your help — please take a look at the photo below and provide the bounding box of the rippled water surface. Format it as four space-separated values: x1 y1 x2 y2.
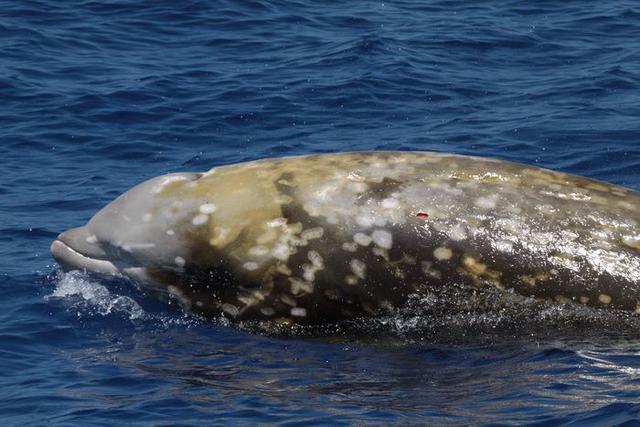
2 1 640 425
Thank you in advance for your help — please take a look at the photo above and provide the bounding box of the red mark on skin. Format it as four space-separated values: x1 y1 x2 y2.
416 212 429 220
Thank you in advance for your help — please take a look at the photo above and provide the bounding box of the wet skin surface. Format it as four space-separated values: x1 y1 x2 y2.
51 152 640 324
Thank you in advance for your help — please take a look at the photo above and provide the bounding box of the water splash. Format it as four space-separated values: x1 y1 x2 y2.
47 271 146 320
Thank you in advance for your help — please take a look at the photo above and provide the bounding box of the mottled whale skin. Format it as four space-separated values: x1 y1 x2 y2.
51 151 640 324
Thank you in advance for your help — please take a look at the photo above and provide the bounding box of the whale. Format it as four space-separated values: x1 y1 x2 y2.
50 151 640 325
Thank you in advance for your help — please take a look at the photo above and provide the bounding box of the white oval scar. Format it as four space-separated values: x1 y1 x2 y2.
153 176 188 193
267 217 287 228
272 244 291 261
371 229 393 249
243 262 259 271
199 203 217 214
350 259 366 279
85 235 98 244
249 245 269 257
433 247 453 261
301 227 324 240
142 213 153 222
174 256 186 267
342 242 358 252
381 198 399 209
354 232 372 246
260 307 275 316
290 307 307 317
308 250 324 268
356 214 376 228
345 275 358 285
598 294 612 305
192 214 209 226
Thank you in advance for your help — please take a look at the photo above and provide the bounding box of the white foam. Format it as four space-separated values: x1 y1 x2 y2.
47 271 145 320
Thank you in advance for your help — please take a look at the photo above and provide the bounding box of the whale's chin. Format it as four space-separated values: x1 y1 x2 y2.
50 239 121 275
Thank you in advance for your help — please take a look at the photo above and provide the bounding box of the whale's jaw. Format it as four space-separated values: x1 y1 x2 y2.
50 239 120 275
51 226 120 275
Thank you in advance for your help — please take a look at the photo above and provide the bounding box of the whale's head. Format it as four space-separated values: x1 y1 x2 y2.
51 172 204 281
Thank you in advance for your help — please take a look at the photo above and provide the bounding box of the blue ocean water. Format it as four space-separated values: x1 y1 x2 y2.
1 0 640 424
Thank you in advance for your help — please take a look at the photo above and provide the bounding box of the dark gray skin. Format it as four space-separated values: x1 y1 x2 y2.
51 152 640 324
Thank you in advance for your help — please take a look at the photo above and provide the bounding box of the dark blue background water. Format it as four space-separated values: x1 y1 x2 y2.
2 1 640 425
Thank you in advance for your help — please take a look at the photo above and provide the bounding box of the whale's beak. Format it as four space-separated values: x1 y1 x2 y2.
51 226 120 275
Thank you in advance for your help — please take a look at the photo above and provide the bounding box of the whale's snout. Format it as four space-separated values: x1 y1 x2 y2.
51 226 120 275
57 226 109 261
50 172 203 276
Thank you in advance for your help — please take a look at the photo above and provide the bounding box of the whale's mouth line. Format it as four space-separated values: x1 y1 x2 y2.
51 239 121 275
